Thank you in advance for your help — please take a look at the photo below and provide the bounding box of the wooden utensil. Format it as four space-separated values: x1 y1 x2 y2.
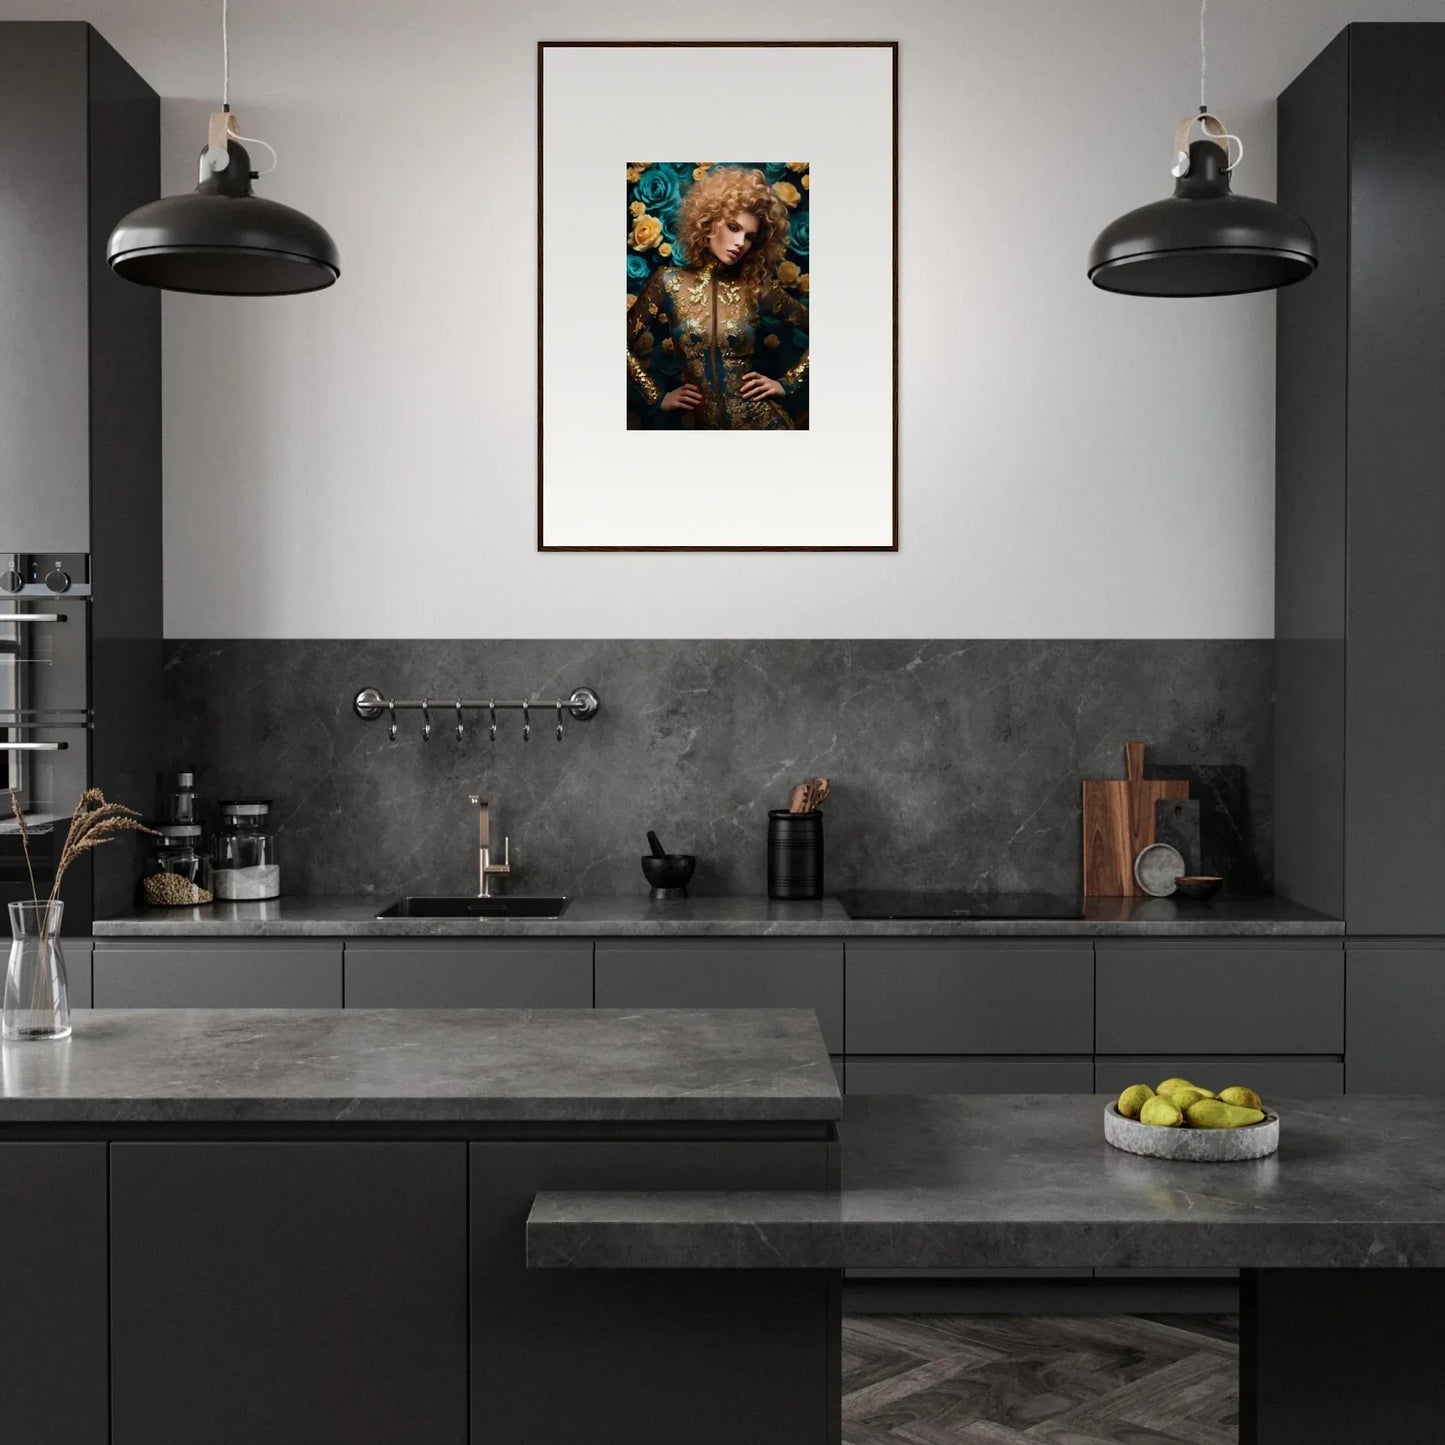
1082 742 1189 896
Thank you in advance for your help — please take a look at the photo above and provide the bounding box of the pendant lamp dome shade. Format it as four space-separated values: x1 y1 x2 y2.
107 136 339 296
1088 138 1316 297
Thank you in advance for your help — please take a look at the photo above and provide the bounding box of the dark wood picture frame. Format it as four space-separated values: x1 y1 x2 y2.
537 40 899 552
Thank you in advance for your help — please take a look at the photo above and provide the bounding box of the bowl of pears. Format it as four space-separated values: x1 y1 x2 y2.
1105 1077 1279 1161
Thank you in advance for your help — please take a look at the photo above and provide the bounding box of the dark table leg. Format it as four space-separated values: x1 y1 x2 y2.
1241 1268 1445 1444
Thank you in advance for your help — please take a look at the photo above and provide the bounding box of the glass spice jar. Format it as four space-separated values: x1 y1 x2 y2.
212 800 281 901
141 824 214 907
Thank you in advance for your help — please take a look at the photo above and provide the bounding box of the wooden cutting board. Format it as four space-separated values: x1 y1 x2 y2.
1082 742 1189 896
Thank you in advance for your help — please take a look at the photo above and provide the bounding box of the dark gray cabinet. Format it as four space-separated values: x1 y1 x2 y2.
846 942 1093 1055
471 1140 835 1445
595 940 844 1053
62 938 92 1007
110 1142 468 1445
1095 1057 1344 1096
1095 942 1343 1055
344 940 592 1008
1346 946 1445 1092
0 1144 108 1443
847 1057 1094 1094
1277 25 1445 934
94 940 343 1007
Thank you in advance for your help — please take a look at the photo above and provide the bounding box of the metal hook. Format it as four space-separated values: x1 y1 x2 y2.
387 699 397 743
455 699 465 742
488 701 497 743
556 702 564 742
421 699 432 742
521 701 530 743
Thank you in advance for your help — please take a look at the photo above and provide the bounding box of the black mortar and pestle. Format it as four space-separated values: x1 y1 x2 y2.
642 830 696 901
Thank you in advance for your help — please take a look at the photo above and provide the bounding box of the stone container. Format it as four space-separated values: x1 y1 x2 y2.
1104 1102 1280 1161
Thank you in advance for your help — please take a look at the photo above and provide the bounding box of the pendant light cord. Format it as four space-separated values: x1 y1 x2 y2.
1199 0 1208 111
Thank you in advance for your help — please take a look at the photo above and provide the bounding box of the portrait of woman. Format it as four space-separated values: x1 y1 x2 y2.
626 163 810 430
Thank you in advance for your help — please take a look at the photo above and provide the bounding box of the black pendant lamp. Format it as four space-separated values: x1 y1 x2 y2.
107 0 338 296
1088 0 1315 297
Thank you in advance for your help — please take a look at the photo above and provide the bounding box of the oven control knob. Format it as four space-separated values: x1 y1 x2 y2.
0 570 22 594
44 568 71 594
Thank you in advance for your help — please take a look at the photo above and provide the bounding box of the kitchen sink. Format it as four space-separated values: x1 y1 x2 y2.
376 896 570 919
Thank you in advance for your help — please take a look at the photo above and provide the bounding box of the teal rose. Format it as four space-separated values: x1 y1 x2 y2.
788 212 810 257
626 253 651 289
634 166 681 220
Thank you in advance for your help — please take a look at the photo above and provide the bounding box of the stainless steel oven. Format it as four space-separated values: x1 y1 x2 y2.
0 555 92 926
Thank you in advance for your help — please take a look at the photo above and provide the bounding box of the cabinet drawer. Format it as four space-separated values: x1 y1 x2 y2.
93 941 343 1008
594 941 843 1053
845 943 1093 1055
1095 943 1343 1054
1347 947 1445 1091
344 941 592 1009
845 1057 1094 1095
1094 1056 1344 1096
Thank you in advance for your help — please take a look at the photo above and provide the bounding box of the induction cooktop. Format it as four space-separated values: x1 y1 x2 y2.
836 891 1085 920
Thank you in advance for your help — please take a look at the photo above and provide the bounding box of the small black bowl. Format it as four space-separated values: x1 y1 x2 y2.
1173 875 1224 902
642 854 696 900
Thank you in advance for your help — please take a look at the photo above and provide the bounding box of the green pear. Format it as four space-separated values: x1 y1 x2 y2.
1140 1096 1184 1128
1165 1086 1215 1110
1185 1099 1266 1129
1218 1086 1264 1111
1117 1084 1154 1119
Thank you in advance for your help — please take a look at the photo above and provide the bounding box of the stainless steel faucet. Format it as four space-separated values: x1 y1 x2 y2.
467 796 511 897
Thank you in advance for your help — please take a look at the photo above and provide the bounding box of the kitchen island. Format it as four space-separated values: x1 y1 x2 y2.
533 1093 1445 1445
0 1007 841 1445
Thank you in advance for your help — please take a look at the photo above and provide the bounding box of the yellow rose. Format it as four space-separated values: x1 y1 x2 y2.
787 162 809 172
658 242 672 257
776 260 801 287
801 174 810 190
763 333 780 349
631 213 663 251
798 273 810 293
626 293 638 309
634 330 654 355
629 199 646 216
772 181 801 208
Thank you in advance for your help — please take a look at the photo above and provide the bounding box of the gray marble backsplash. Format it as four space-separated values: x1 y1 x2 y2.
161 641 1273 900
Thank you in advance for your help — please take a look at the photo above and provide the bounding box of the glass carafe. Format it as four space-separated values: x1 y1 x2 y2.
4 901 71 1042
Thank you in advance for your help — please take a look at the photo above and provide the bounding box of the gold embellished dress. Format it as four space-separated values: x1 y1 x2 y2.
627 264 809 430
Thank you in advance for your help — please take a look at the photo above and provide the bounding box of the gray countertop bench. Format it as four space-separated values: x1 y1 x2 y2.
92 893 1344 938
0 1007 841 1125
527 1092 1445 1270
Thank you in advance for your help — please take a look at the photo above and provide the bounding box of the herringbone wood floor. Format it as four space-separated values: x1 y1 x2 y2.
842 1314 1239 1444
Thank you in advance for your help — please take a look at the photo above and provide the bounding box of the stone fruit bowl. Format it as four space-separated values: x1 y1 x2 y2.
1105 1103 1280 1162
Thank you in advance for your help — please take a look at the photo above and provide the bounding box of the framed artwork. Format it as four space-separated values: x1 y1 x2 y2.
537 41 898 551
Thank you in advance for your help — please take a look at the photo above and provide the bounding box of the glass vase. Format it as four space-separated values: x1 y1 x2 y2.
4 901 71 1042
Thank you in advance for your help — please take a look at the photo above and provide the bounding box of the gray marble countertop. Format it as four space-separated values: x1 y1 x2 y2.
92 893 1343 938
528 1093 1445 1270
0 1008 840 1125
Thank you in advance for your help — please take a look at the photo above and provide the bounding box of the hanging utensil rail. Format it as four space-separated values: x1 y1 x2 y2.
352 685 600 743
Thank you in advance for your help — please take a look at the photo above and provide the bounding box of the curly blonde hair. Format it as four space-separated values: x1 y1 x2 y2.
675 166 790 293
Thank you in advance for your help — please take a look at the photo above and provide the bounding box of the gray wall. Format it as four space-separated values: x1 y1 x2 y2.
163 640 1272 899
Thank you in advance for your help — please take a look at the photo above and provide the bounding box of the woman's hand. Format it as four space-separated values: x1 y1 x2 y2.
661 383 703 413
739 372 785 402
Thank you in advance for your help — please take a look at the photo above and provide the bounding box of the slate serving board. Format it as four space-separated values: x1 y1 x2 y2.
1144 763 1259 893
1154 798 1202 876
